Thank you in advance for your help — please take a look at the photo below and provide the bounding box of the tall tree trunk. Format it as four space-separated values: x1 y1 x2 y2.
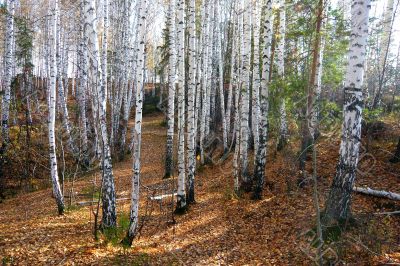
323 0 371 225
165 0 177 179
1 0 14 156
216 0 228 153
225 8 236 145
371 0 398 109
49 0 65 215
84 0 117 228
253 0 273 199
125 0 147 245
78 7 89 167
239 0 252 190
251 1 261 160
299 0 324 176
176 0 187 212
186 0 196 204
276 0 288 151
56 17 78 158
199 1 212 165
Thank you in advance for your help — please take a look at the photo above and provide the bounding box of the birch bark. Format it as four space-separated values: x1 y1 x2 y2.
323 0 371 224
125 0 147 245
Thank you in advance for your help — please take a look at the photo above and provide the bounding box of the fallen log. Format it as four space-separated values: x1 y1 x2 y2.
374 210 400 215
149 193 177 201
353 186 400 201
76 197 130 206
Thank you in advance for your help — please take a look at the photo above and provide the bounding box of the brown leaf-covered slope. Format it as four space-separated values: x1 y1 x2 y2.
0 113 399 265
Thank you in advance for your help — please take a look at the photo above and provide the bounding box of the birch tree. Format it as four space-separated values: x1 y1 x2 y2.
125 0 147 245
216 0 228 153
323 0 371 224
176 0 187 212
253 0 273 199
371 0 396 108
251 1 261 158
276 0 288 151
1 0 15 153
56 15 77 157
239 0 252 190
186 0 196 203
49 0 65 215
164 0 177 179
83 0 116 228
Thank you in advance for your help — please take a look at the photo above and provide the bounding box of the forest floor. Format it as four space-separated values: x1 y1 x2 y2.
0 113 399 265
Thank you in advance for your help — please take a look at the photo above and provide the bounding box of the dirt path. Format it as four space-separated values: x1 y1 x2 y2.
0 114 399 265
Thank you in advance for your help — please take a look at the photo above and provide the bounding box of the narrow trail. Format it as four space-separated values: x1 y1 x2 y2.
0 113 399 265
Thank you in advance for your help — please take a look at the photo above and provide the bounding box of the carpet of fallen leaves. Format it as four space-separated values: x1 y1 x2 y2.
0 113 399 265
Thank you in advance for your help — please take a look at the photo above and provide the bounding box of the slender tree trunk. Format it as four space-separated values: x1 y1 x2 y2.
299 0 324 176
176 0 187 212
276 0 288 151
1 0 15 154
49 0 65 215
216 0 228 153
199 1 211 165
56 17 78 158
225 14 236 145
84 0 117 228
371 0 398 109
165 0 177 179
251 1 261 159
239 0 252 190
125 0 147 245
186 0 196 204
78 9 89 167
323 0 371 225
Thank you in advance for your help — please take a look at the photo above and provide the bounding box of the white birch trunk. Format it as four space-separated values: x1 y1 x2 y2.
324 0 371 223
126 0 147 245
56 17 77 157
84 0 117 228
253 0 273 199
216 0 228 153
1 0 15 151
186 0 196 203
165 0 177 178
251 1 261 160
176 0 187 211
239 0 251 189
49 0 65 214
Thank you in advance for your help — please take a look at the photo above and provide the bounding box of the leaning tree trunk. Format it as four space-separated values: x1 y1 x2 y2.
371 0 396 109
49 0 65 215
164 0 177 179
323 0 371 225
253 0 273 199
299 0 324 175
176 0 187 212
125 0 147 246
